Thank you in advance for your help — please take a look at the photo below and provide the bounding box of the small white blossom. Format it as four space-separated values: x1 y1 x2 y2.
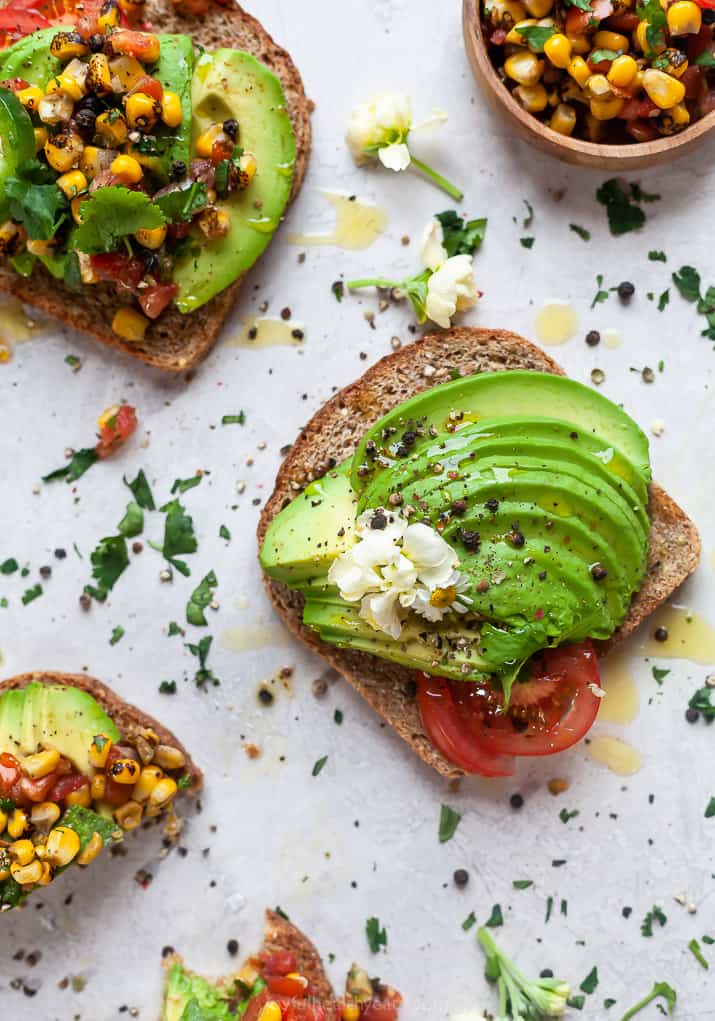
425 254 479 329
420 217 448 271
346 93 412 170
327 510 471 639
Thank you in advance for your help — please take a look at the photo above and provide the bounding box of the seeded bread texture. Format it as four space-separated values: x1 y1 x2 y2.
257 328 702 778
0 0 311 371
0 670 203 790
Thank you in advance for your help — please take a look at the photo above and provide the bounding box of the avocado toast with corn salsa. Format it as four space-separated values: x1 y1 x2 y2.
0 0 310 370
0 671 201 911
160 909 402 1021
259 328 700 778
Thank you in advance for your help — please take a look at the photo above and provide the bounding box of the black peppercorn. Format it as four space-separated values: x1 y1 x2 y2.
370 510 388 530
258 687 274 706
507 529 525 548
222 118 239 140
685 707 699 724
654 626 668 642
484 498 499 513
590 563 608 581
617 281 635 301
171 159 187 180
451 498 468 516
510 793 524 809
453 868 469 888
586 330 600 346
72 106 97 135
88 32 105 52
458 528 481 551
227 939 239 956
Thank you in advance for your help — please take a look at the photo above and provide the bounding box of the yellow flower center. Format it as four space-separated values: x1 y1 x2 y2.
430 586 457 609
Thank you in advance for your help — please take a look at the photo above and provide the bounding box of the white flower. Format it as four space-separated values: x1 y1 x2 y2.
346 93 412 170
327 509 470 638
420 217 448 272
425 254 479 329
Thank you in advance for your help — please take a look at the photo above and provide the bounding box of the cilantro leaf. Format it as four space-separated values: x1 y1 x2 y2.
438 804 461 843
221 413 246 425
485 904 503 928
559 808 579 823
652 666 670 684
159 680 177 694
567 995 585 1010
366 917 387 953
570 223 591 241
705 797 715 819
520 236 534 249
649 249 667 262
72 187 165 254
462 911 477 931
109 625 124 646
590 48 623 62
522 199 534 228
596 179 654 236
21 584 42 605
153 181 207 223
185 634 219 687
160 500 197 560
689 686 715 721
88 535 129 598
219 524 231 541
186 570 217 627
5 160 67 240
637 0 667 51
124 469 155 510
516 24 556 50
42 447 98 484
563 0 592 8
641 904 667 937
171 475 203 494
435 210 487 257
658 289 670 312
312 755 328 776
591 273 610 308
61 804 118 852
580 967 599 994
118 502 143 538
672 265 701 302
512 879 533 889
0 559 18 575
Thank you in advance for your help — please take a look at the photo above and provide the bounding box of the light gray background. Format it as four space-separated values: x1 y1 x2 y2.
1 0 714 1017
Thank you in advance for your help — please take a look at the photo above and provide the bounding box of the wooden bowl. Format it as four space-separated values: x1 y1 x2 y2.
463 0 715 170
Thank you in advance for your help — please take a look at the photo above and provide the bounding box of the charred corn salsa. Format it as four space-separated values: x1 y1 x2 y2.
0 682 190 910
163 951 403 1021
481 0 715 143
0 0 295 338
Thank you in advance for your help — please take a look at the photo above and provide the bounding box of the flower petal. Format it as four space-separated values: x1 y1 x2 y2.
412 108 449 133
420 217 448 272
378 142 411 172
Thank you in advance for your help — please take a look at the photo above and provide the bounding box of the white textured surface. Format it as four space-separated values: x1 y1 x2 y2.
1 0 715 1017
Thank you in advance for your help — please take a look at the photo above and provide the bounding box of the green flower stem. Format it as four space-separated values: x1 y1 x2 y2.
346 278 401 290
409 153 463 201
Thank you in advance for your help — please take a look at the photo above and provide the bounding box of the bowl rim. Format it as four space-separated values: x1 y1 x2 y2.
463 0 715 163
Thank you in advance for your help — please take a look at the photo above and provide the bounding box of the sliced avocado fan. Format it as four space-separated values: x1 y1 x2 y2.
261 371 652 693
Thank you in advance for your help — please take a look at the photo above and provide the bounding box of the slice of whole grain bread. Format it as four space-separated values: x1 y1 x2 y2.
257 328 702 778
0 0 311 371
0 670 203 790
160 910 336 1017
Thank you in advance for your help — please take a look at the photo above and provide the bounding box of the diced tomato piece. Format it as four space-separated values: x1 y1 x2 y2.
108 28 159 61
688 24 713 60
137 282 178 319
588 57 612 73
490 27 507 43
603 10 639 31
128 74 163 101
681 65 704 100
95 403 137 458
565 0 612 33
695 0 715 9
91 253 145 294
0 77 29 90
266 976 309 999
48 772 89 803
211 137 234 163
0 752 20 795
262 952 298 976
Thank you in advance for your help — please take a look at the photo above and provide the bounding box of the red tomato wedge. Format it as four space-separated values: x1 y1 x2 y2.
95 403 137 459
138 282 178 319
0 752 20 794
47 772 88 803
266 975 309 999
416 674 515 777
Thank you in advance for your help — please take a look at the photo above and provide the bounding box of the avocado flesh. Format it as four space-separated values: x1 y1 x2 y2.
153 34 195 179
0 683 120 775
352 370 651 493
262 371 651 686
162 961 234 1021
172 49 296 313
0 28 65 87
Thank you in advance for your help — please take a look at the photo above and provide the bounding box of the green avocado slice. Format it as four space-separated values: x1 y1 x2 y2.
172 49 296 312
0 27 65 87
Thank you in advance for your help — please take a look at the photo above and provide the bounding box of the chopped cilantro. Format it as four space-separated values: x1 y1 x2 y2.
522 199 534 228
545 895 554 923
591 273 610 308
331 280 344 302
86 535 129 600
520 237 534 249
72 186 165 254
688 938 709 969
109 625 125 646
462 911 477 931
42 447 98 484
118 502 143 538
5 159 68 240
186 570 218 627
21 584 42 605
580 967 599 994
334 709 343 725
159 499 197 568
512 879 533 889
695 50 715 67
177 774 193 790
185 634 219 687
652 666 670 684
596 179 659 236
619 981 676 1020
703 935 714 945
366 917 387 953
312 755 328 777
435 210 487 257
604 999 617 1009
559 808 579 823
159 680 177 694
641 904 667 937
563 0 592 9
567 995 585 1010
64 354 81 370
705 797 715 819
590 48 623 62
688 687 715 721
649 250 667 262
153 181 207 223
171 475 203 494
124 469 155 510
658 289 670 312
219 524 231 541
0 559 18 575
484 904 503 928
635 0 665 49
221 413 246 426
168 621 183 637
516 24 556 50
672 265 701 302
438 804 461 843
570 223 590 241
61 804 118 852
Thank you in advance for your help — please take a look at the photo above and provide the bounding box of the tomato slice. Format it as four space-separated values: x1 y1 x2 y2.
266 975 309 999
138 282 178 319
91 253 146 294
0 8 49 37
416 674 515 777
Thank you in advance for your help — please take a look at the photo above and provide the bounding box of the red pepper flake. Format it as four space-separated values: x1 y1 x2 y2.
534 608 545 620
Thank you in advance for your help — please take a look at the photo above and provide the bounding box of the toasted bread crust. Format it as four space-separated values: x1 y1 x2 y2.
258 328 702 778
0 1 311 371
0 670 203 790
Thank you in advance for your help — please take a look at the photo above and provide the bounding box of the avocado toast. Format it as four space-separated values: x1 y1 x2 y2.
258 328 701 778
0 670 201 910
160 908 402 1021
0 0 311 371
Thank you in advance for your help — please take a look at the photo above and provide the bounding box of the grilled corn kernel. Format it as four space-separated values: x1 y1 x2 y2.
485 0 527 25
567 32 591 55
235 151 257 189
97 0 120 30
667 0 701 34
586 72 613 97
66 784 91 808
0 809 7 832
0 220 25 256
110 154 143 183
109 55 145 91
50 30 88 62
30 801 61 829
667 99 690 124
23 748 60 779
11 859 43 886
45 72 83 101
607 53 638 86
16 85 43 112
506 18 537 44
114 799 143 830
8 809 29 839
236 965 260 987
148 776 178 809
134 224 167 250
504 49 544 85
513 82 549 111
593 29 629 51
37 861 52 886
77 831 103 866
195 123 225 158
543 32 572 68
153 745 186 770
342 1005 361 1021
96 110 128 144
198 207 230 239
549 101 577 134
56 170 88 199
79 145 102 178
161 89 182 127
524 0 553 14
37 91 73 124
26 239 55 256
45 826 81 867
90 773 106 800
125 91 160 131
589 95 625 119
659 47 689 76
45 131 84 172
108 757 141 784
133 765 164 802
635 20 666 53
112 307 148 341
256 1003 282 1021
642 67 686 107
9 839 35 866
34 126 48 150
86 53 112 95
89 735 113 769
